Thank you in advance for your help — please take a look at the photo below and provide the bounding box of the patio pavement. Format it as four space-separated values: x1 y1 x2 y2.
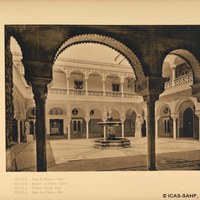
13 137 200 171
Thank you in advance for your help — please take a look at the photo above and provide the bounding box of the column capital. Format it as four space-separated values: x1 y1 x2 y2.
170 64 176 69
22 59 53 85
171 113 179 120
15 113 22 121
85 116 90 122
120 117 125 122
135 76 166 98
32 82 48 104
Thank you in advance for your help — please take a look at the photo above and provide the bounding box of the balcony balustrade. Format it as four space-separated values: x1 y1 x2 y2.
105 91 122 98
88 90 103 96
164 72 193 90
69 89 86 96
26 87 138 99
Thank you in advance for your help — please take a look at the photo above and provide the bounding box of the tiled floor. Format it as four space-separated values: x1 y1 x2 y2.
14 137 200 171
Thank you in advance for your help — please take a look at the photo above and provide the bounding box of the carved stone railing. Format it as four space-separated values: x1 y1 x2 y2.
69 89 86 96
174 72 193 87
26 87 138 99
164 73 193 90
164 81 173 90
88 90 103 96
105 91 122 98
124 92 137 98
49 88 68 95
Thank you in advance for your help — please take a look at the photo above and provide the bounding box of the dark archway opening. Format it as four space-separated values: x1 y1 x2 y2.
183 108 194 137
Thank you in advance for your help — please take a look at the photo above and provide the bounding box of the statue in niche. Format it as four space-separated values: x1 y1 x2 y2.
135 114 144 137
25 120 30 135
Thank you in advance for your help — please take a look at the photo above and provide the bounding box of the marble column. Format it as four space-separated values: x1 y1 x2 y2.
67 105 71 140
85 112 90 139
85 79 88 96
66 76 69 95
86 120 89 139
103 125 106 141
171 113 179 140
144 95 159 171
103 80 106 97
121 81 124 98
32 83 48 172
121 120 125 138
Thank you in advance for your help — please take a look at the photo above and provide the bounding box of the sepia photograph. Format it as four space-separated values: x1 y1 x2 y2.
1 1 200 200
5 25 200 172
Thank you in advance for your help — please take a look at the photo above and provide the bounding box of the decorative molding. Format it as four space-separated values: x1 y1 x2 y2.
54 34 144 80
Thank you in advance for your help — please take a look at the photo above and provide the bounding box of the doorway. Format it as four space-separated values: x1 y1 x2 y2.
183 108 193 137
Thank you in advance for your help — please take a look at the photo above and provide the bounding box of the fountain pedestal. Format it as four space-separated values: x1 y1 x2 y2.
94 121 131 148
94 137 131 148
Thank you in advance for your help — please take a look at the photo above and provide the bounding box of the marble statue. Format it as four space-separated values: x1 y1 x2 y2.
135 114 144 137
24 120 30 135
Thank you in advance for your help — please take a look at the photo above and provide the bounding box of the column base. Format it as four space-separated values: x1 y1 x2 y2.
26 134 33 142
148 166 157 171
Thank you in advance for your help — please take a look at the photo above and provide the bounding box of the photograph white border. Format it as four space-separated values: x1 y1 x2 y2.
1 1 200 199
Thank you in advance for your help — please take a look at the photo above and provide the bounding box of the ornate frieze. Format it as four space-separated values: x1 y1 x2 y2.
5 34 15 146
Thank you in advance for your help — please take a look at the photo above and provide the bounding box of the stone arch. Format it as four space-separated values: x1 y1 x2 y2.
156 101 172 119
48 107 66 115
162 49 200 83
88 106 103 138
175 98 198 139
124 107 138 116
87 72 103 92
105 73 121 81
47 104 66 114
88 71 103 79
156 102 173 138
124 109 137 137
71 105 86 118
175 97 196 113
69 69 85 76
89 105 103 118
105 105 122 119
54 34 144 81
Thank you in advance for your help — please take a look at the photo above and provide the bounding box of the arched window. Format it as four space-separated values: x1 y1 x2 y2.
49 107 64 115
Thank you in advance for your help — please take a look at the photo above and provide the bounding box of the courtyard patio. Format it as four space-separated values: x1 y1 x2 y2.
13 137 200 171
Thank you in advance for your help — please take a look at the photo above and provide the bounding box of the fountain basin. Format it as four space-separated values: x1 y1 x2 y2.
94 137 131 148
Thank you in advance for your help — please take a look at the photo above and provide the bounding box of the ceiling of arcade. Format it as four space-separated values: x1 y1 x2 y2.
7 25 200 94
